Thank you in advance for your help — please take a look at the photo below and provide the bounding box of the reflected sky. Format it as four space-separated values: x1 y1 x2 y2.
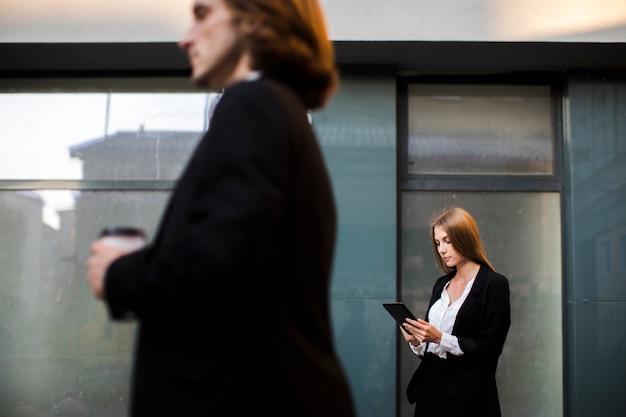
0 92 209 180
0 92 211 220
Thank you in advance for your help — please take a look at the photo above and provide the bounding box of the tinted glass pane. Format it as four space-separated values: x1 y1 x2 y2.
408 84 554 175
0 190 169 417
569 301 626 416
567 79 626 417
0 92 213 180
0 74 399 417
400 191 563 417
316 75 397 417
569 80 626 301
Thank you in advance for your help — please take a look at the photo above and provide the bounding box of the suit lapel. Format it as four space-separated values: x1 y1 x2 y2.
453 264 486 330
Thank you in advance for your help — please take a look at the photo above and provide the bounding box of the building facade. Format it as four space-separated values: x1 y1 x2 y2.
1 1 625 416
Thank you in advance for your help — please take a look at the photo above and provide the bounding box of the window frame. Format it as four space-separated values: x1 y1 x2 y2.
397 73 564 192
396 72 567 417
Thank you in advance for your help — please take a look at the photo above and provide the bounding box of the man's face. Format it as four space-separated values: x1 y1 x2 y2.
179 0 246 88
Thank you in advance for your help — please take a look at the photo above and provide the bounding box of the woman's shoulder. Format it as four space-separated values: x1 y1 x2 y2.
479 266 510 290
485 266 508 280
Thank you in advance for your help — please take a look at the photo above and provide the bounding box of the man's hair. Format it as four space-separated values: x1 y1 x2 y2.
429 206 495 274
226 0 338 110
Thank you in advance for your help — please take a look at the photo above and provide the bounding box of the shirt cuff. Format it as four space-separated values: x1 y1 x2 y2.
409 342 425 356
439 332 464 356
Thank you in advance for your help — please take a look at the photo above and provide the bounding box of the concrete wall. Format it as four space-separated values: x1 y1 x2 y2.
1 0 625 43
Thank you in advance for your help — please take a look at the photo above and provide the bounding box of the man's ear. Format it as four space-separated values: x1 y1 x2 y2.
239 16 261 35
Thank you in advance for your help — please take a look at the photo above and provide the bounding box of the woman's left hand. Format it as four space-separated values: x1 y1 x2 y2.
403 318 442 345
399 324 421 347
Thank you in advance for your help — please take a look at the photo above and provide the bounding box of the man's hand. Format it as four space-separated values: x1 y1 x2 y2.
86 240 129 300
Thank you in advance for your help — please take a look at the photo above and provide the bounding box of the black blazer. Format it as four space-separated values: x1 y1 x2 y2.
104 78 354 417
407 265 511 417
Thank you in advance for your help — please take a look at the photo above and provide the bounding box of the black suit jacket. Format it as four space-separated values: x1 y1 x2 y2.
104 78 355 417
407 265 511 417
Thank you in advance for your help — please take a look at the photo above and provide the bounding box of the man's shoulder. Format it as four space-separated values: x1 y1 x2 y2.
220 78 288 108
232 78 301 105
223 78 267 99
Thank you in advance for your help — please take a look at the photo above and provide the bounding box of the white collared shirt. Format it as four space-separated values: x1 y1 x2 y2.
410 277 475 359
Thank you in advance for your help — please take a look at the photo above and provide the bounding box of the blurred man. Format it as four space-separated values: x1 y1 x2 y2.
86 1 355 416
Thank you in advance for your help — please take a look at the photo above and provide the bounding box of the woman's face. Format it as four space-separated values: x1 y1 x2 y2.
433 226 467 269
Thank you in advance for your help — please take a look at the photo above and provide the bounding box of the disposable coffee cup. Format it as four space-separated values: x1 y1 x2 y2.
98 226 147 251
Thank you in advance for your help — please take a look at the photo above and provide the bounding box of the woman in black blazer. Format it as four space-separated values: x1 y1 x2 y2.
86 1 355 416
400 207 511 417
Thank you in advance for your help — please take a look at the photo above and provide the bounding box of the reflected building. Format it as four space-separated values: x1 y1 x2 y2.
70 129 201 180
0 190 78 415
0 127 202 417
568 81 626 416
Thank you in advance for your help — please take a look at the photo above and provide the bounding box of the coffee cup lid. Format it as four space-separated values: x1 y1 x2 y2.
99 226 146 238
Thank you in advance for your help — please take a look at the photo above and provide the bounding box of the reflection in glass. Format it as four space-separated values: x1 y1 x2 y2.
621 234 626 271
71 129 202 181
400 191 563 417
0 92 211 181
568 79 626 417
408 84 554 175
571 302 626 417
316 76 397 417
0 75 400 417
0 190 169 417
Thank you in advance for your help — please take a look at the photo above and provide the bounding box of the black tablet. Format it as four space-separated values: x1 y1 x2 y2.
382 302 417 328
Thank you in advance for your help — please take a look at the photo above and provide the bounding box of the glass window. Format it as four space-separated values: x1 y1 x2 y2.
316 75 397 417
0 77 216 416
0 74 399 417
621 233 626 271
400 77 563 417
400 191 563 417
0 190 170 417
0 81 219 181
567 78 626 417
407 84 554 175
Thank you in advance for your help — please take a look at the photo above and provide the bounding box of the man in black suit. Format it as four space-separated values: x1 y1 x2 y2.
86 1 355 416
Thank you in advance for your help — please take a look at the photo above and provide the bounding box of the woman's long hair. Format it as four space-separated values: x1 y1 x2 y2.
429 207 495 274
226 0 338 110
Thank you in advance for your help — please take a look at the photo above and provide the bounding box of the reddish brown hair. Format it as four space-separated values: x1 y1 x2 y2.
226 0 338 109
429 207 495 274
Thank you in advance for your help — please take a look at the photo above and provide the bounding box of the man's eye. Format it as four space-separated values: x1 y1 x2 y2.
194 7 209 20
